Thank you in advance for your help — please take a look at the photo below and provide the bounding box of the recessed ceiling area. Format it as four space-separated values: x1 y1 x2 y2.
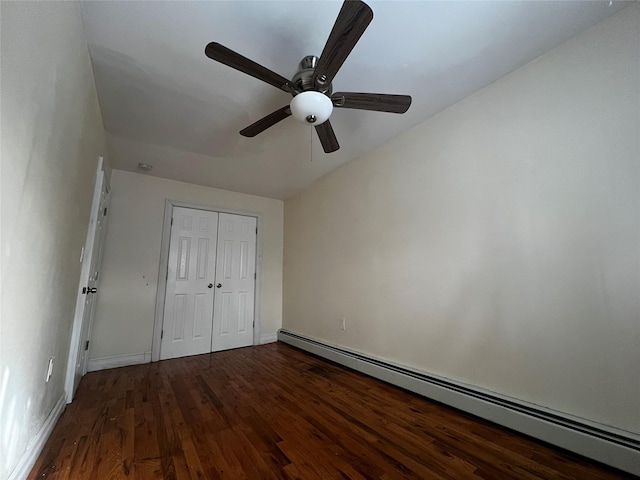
80 1 629 200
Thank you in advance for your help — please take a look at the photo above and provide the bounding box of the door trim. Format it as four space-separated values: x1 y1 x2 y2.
151 200 264 362
64 157 108 403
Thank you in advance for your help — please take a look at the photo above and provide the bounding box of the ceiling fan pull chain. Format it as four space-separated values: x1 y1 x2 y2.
310 124 313 163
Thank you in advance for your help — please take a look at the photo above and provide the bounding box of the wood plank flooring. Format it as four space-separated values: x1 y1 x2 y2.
29 343 632 479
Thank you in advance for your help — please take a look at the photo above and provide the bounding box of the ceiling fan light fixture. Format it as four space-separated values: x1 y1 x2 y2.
290 91 333 125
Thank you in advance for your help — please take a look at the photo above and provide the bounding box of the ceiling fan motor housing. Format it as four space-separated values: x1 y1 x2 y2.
291 56 332 95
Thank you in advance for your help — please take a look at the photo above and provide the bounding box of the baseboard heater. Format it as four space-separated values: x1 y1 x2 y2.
277 329 640 476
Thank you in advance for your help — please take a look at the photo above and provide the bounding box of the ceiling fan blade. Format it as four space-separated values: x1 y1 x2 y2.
315 121 340 153
332 92 412 113
313 1 373 88
205 42 296 94
240 106 291 137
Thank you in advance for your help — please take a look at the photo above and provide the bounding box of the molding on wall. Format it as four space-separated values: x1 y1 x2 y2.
8 394 65 480
87 351 152 372
277 329 640 476
259 333 277 344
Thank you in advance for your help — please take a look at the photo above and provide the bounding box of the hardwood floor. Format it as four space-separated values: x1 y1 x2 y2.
30 342 631 479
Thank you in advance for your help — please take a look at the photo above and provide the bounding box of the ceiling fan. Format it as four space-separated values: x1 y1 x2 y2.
205 0 411 154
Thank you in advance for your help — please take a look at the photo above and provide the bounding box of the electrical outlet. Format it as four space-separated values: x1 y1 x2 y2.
339 317 346 330
46 357 54 383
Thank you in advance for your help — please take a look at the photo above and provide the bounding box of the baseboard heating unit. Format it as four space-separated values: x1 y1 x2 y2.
277 329 640 476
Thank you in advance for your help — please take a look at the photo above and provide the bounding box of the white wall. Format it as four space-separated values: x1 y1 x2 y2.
0 2 106 478
91 170 283 360
283 5 639 434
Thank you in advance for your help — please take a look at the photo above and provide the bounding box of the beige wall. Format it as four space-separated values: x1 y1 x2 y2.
283 6 639 434
0 2 106 477
91 170 283 360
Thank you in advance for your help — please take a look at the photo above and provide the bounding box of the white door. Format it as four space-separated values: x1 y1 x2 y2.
160 208 219 360
79 180 110 375
212 213 257 352
65 158 111 402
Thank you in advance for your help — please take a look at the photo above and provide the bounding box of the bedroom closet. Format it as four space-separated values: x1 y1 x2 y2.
159 207 257 360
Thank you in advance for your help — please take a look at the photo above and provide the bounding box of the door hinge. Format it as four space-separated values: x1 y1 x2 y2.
85 340 90 351
171 217 173 226
103 207 108 216
166 270 168 280
254 272 256 280
255 227 258 234
161 330 164 339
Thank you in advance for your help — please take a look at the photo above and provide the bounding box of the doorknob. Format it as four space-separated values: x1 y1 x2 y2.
216 283 222 288
83 287 97 294
208 283 213 288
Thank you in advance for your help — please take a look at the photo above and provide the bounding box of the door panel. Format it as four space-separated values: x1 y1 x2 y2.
212 213 257 352
160 208 218 360
79 182 110 376
66 161 111 402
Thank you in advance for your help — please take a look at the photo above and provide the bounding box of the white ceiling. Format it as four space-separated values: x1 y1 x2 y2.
80 1 628 200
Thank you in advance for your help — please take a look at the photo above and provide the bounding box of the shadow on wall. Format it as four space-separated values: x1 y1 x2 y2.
90 45 248 157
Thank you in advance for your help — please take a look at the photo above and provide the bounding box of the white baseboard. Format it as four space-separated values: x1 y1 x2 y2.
8 394 66 480
87 351 151 372
259 333 277 344
277 329 640 477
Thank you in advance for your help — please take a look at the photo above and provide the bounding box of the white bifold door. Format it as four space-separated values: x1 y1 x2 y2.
160 208 257 360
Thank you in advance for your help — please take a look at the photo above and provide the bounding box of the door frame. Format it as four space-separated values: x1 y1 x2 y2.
64 157 110 403
151 199 264 362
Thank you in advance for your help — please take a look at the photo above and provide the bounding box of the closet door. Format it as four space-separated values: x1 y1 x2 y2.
160 208 218 360
211 213 257 352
